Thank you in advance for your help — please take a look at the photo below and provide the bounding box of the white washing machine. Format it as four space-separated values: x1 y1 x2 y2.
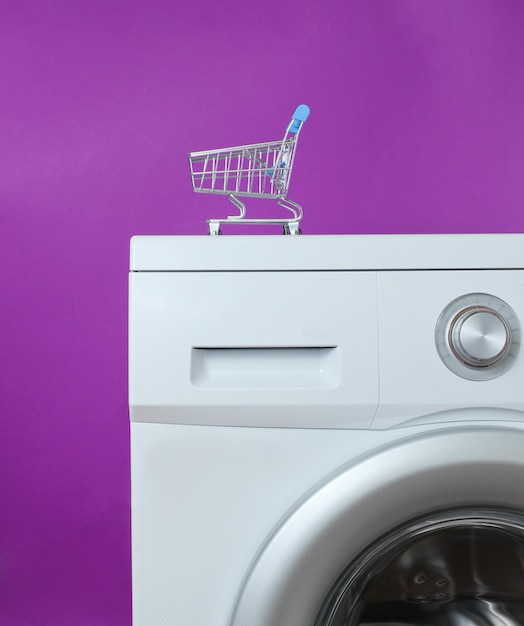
129 234 524 626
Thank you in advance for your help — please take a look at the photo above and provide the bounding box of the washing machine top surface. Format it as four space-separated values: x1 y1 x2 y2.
130 233 524 272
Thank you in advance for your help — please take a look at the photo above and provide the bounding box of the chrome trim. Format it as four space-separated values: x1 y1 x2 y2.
435 293 521 381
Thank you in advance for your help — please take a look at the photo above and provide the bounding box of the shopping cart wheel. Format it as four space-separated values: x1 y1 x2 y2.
208 222 222 236
283 222 302 236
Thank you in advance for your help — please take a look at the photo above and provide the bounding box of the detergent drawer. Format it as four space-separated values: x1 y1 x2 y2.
129 270 378 428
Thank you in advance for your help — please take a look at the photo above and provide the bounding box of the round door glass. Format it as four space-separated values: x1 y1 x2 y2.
316 509 524 626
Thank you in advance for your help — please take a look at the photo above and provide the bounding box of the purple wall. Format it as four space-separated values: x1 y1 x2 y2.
2 0 524 623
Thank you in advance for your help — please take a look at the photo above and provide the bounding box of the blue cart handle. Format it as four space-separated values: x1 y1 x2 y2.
287 104 311 134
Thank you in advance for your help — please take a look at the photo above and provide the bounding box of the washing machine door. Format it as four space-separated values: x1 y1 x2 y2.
229 426 524 626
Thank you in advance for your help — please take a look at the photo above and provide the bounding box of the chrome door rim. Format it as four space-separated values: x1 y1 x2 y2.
229 425 524 626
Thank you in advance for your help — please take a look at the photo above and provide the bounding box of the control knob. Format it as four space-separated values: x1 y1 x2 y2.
435 294 520 381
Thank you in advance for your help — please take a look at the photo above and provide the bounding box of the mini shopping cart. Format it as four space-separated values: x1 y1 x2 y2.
188 104 310 235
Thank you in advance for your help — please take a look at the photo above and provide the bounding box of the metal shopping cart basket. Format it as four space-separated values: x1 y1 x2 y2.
188 104 310 235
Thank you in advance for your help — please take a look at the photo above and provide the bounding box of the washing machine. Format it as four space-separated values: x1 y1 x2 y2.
129 234 524 626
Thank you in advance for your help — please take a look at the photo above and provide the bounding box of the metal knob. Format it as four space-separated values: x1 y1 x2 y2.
435 293 521 381
450 309 509 366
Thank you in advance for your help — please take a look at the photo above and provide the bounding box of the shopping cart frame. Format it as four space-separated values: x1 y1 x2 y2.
188 105 310 235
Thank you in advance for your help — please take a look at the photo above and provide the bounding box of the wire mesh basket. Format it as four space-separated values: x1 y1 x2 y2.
188 104 310 235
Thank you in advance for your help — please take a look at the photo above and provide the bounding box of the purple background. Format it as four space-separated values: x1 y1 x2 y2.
2 0 524 623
